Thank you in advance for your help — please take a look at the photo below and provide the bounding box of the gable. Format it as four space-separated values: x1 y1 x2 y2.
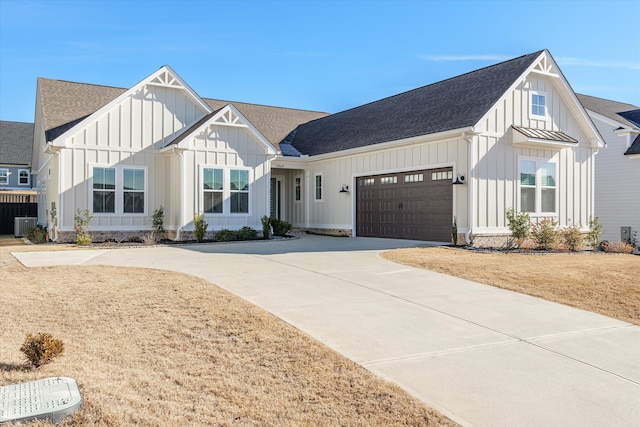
287 51 544 156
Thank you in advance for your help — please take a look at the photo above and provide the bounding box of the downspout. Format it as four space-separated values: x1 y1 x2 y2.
266 153 278 219
174 146 185 241
462 131 475 245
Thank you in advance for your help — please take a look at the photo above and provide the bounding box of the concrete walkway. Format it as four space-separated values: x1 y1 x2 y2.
12 235 640 427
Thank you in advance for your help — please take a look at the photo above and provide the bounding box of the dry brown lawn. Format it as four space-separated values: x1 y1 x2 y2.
382 247 640 325
0 242 454 427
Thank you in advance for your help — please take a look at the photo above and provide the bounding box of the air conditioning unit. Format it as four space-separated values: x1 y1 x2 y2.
14 217 37 237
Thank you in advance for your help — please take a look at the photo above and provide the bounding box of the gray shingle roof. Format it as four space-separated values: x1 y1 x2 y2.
576 94 640 129
0 121 35 165
286 50 545 156
625 134 640 155
37 78 328 152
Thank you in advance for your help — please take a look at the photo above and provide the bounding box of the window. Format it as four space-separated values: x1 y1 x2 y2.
230 169 249 213
531 92 546 117
314 174 322 201
380 176 397 184
93 167 116 213
360 178 375 186
203 168 223 213
519 158 556 214
0 169 7 185
123 169 145 213
431 170 453 181
18 169 30 186
294 177 301 201
405 173 424 183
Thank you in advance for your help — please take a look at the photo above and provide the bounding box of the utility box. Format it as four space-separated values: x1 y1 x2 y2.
14 217 37 237
621 226 631 243
0 377 82 424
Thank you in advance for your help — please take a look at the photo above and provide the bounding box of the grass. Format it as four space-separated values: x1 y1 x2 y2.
381 247 640 325
0 242 454 427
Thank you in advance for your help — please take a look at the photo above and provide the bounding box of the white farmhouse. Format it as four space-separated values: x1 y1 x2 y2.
31 49 603 246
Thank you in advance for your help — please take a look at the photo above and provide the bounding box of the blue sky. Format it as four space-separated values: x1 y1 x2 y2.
1 0 639 123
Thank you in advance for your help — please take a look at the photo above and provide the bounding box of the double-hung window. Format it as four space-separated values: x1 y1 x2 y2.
230 169 249 213
123 169 145 213
93 167 116 213
519 158 556 214
203 168 223 214
18 169 30 186
0 169 8 185
93 166 146 214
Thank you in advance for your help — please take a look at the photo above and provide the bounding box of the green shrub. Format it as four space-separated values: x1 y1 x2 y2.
530 217 558 250
271 218 292 236
587 216 603 249
452 216 458 246
74 209 93 245
561 223 585 252
194 213 208 242
601 240 634 254
24 225 47 243
20 333 65 369
505 208 530 246
128 235 143 243
237 226 258 241
214 229 238 242
152 206 165 237
261 215 271 239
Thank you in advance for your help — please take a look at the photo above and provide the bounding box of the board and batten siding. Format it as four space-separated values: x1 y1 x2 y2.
591 118 640 242
56 84 207 231
305 138 469 233
472 74 596 233
180 124 272 231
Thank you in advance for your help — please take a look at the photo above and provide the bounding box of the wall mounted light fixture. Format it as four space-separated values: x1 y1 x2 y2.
452 174 465 185
339 184 349 193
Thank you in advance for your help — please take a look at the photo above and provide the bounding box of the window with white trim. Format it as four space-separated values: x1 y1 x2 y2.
18 169 30 186
0 169 8 185
531 92 546 117
294 176 301 202
123 169 145 213
93 167 116 213
314 173 322 201
203 168 223 214
230 169 249 213
519 158 556 214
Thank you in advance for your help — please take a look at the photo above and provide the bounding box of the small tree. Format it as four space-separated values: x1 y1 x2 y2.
561 223 585 252
152 206 165 238
194 213 208 242
505 208 530 247
261 215 271 239
74 209 93 245
587 216 603 249
451 216 458 246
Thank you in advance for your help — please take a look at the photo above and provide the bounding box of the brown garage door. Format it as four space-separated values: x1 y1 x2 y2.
356 168 453 241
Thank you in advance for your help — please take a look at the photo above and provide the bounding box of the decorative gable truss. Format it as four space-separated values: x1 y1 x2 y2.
162 104 277 155
530 53 559 78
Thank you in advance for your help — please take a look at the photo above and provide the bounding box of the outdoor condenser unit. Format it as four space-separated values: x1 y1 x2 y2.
621 226 631 243
14 217 37 237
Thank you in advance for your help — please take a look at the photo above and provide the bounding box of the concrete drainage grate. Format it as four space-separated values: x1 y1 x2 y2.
0 377 82 424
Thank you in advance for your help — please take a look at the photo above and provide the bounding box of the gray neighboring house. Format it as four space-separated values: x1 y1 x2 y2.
577 94 640 244
0 120 35 190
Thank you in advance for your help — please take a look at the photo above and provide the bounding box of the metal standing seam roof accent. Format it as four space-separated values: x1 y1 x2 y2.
511 125 578 143
0 121 35 165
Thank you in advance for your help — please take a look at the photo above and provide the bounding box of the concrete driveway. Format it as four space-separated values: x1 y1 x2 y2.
13 235 640 427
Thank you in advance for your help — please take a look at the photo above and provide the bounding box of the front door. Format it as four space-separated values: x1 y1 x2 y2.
270 176 284 220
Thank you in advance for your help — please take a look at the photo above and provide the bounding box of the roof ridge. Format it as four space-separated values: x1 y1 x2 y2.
204 97 328 115
576 93 639 110
38 77 128 91
0 120 34 125
319 50 546 117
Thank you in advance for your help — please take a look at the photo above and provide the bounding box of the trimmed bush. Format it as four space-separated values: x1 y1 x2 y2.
74 209 93 245
214 229 238 242
194 213 208 242
237 226 258 241
587 216 603 249
530 217 558 250
20 333 65 368
271 218 292 237
261 215 271 239
561 224 585 252
601 240 634 254
505 208 530 247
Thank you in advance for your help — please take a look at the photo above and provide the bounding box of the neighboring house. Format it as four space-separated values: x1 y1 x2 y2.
32 49 603 246
577 94 640 244
0 120 35 190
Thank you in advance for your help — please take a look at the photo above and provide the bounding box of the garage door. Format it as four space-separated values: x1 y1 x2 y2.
356 168 453 241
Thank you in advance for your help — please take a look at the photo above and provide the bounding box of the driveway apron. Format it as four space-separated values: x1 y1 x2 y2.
12 235 640 427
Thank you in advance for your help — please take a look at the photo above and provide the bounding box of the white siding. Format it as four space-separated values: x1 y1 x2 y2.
591 118 640 242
